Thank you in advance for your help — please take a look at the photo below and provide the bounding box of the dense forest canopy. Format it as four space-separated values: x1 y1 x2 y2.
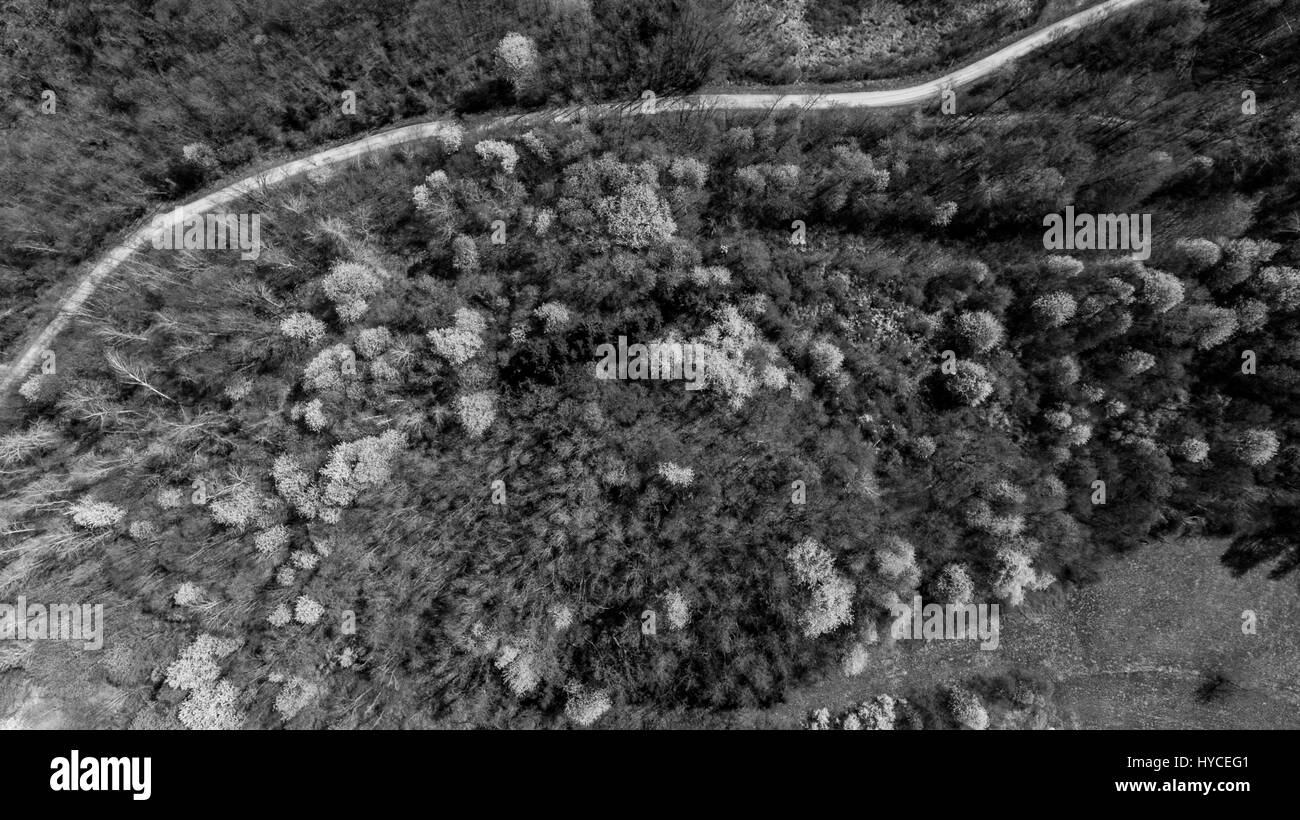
2 0 1299 729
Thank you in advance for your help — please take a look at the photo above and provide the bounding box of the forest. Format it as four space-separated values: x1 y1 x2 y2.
1 0 1298 728
0 0 1056 359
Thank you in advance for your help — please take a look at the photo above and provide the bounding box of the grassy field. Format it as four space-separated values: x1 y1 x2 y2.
729 536 1300 729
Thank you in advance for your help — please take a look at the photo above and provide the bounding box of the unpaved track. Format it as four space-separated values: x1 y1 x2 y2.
0 0 1147 398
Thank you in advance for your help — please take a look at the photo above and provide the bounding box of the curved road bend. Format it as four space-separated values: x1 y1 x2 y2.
0 0 1148 397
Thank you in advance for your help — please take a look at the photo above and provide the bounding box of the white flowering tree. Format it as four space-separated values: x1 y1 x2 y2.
656 461 695 487
947 686 989 730
1031 292 1077 328
427 308 487 366
475 140 519 174
322 260 385 323
165 634 243 730
598 182 676 248
280 312 326 344
456 391 498 438
294 595 324 625
953 310 1004 354
787 538 855 638
991 547 1055 606
564 683 612 726
69 498 126 529
495 32 539 92
1233 428 1279 466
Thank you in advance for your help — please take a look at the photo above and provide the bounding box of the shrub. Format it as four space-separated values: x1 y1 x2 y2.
19 374 52 403
1187 305 1238 350
1233 428 1279 467
291 550 320 571
1031 292 1077 328
1119 350 1156 376
475 140 519 174
165 634 240 692
178 681 242 730
268 604 292 628
947 686 989 730
1136 269 1184 313
668 157 709 188
1255 267 1300 310
932 563 975 604
533 302 571 332
294 596 325 625
427 308 487 366
735 166 766 194
564 685 612 726
274 676 319 720
665 590 691 629
69 499 126 529
953 310 1004 354
787 538 855 638
808 339 845 379
432 123 464 155
521 131 550 161
290 398 327 432
455 391 498 438
932 201 958 226
174 582 204 607
1217 238 1279 289
1045 255 1084 277
209 485 267 529
875 535 919 586
280 312 326 343
688 265 732 287
355 326 392 359
322 261 385 323
1174 237 1222 271
598 182 677 248
451 234 480 274
1172 437 1209 463
657 461 696 487
943 361 994 407
495 32 539 92
549 603 575 631
181 141 219 170
303 344 357 390
841 643 870 677
129 520 160 541
495 641 542 697
532 207 555 236
991 548 1054 606
223 378 253 401
272 455 322 519
692 305 789 410
318 430 407 509
254 524 291 556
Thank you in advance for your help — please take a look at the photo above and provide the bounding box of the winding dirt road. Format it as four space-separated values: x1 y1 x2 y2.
0 0 1148 398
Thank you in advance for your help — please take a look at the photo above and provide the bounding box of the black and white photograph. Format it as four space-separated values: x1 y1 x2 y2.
0 0 1294 802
